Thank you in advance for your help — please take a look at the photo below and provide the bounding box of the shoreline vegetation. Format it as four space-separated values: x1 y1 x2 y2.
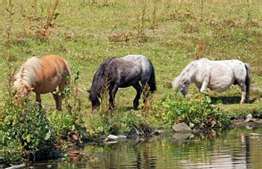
0 0 261 167
1 93 261 167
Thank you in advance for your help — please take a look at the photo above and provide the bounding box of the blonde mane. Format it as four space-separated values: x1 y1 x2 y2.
14 57 42 90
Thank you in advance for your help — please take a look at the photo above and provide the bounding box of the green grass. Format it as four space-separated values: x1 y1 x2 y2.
0 0 261 122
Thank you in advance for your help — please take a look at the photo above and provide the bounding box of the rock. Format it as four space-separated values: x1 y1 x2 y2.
245 114 253 122
104 140 118 145
172 133 194 144
5 163 26 169
246 125 253 130
172 122 192 133
152 129 164 135
104 134 127 142
189 122 195 128
47 164 52 168
250 133 261 136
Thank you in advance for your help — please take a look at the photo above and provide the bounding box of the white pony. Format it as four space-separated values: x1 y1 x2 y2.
172 58 251 104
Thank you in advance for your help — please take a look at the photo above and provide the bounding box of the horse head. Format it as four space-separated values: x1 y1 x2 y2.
88 89 100 112
178 80 190 96
13 80 33 104
172 76 190 96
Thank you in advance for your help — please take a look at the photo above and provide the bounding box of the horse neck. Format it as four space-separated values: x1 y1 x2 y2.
91 68 108 98
17 58 41 87
180 63 196 83
16 68 32 87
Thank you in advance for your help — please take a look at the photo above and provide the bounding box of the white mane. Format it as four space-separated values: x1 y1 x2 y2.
14 57 42 89
172 59 206 89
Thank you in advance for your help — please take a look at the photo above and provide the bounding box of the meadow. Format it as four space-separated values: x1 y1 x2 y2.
0 0 262 163
1 0 261 111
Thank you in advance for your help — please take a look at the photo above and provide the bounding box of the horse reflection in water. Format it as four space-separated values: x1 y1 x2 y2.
89 55 156 111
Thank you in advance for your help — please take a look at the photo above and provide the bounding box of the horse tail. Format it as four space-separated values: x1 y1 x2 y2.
63 59 71 76
244 63 251 100
63 59 71 85
148 60 157 92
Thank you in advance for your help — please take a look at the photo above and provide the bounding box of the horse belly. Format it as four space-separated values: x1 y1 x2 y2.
34 77 62 94
208 75 233 92
119 75 141 87
118 67 141 87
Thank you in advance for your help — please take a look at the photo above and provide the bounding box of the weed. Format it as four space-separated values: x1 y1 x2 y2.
0 98 55 161
150 0 158 31
159 94 231 129
135 0 148 43
86 110 145 137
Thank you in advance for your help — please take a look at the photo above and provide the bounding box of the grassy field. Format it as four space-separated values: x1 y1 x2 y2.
0 0 261 119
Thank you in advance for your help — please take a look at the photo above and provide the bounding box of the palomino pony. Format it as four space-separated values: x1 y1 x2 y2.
89 55 156 111
13 55 70 110
172 58 251 104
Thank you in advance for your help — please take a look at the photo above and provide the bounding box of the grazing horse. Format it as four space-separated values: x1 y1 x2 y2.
13 55 70 110
89 55 156 111
172 58 251 104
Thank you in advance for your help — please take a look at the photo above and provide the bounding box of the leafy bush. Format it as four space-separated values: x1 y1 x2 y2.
86 111 145 137
48 110 87 142
86 114 111 137
111 111 144 134
0 100 55 152
159 94 231 129
0 130 23 164
48 68 88 142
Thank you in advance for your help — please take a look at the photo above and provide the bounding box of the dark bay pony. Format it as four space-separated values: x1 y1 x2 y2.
89 55 156 111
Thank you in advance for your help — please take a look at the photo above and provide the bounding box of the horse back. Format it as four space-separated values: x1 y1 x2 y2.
39 55 70 79
32 55 70 93
224 60 246 81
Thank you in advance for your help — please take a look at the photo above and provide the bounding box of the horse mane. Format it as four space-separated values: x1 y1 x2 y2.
172 58 209 89
90 58 115 98
178 61 195 82
14 57 42 90
180 58 210 81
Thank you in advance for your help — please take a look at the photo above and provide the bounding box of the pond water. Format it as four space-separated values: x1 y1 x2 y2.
31 128 262 169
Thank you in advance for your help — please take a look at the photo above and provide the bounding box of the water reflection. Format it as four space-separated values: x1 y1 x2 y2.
31 128 262 169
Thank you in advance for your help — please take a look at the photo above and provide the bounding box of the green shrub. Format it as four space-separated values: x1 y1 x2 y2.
159 94 231 129
86 114 111 137
0 100 55 152
48 110 87 142
86 111 145 137
0 130 23 164
110 110 144 134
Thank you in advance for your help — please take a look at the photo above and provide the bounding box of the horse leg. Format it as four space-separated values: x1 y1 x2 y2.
132 83 142 109
35 93 42 108
53 93 62 111
56 83 67 110
200 77 209 93
239 83 247 104
109 84 118 110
